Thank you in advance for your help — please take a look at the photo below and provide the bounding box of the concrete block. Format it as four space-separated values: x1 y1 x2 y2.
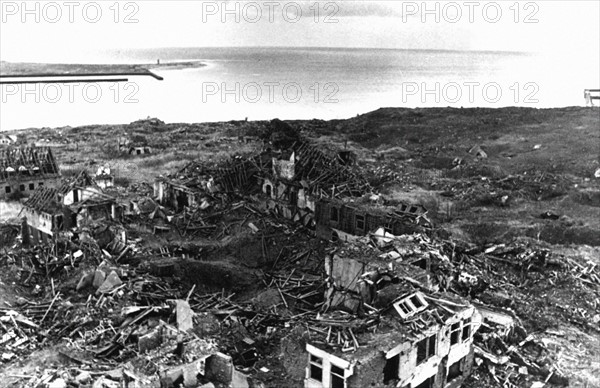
92 269 106 289
176 300 194 332
96 270 122 294
232 369 250 388
206 352 233 385
182 361 200 387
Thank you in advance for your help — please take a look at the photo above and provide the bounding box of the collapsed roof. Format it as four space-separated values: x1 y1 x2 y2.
23 170 114 213
159 139 371 201
0 147 60 183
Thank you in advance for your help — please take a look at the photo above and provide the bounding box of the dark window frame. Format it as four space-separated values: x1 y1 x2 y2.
416 334 437 365
355 214 365 230
330 206 339 222
55 214 64 230
410 295 424 309
330 364 346 388
308 354 323 382
450 322 461 345
462 318 472 341
265 184 272 197
394 293 428 319
398 302 411 315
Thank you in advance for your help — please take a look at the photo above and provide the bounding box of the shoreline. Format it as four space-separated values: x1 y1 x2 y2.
0 60 206 80
148 60 206 71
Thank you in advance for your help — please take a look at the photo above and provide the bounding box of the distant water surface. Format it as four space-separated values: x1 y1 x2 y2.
1 47 597 130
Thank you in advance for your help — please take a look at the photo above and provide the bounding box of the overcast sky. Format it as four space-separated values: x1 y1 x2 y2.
1 1 599 62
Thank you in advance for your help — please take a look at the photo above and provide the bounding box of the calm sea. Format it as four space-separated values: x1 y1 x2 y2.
1 47 597 130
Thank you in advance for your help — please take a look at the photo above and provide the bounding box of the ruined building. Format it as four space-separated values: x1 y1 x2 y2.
150 134 479 388
154 139 430 240
261 149 317 226
262 141 371 200
298 245 480 388
0 134 18 146
258 141 431 240
322 246 432 314
129 146 152 155
117 135 152 156
258 141 372 226
303 290 479 388
22 171 120 244
0 147 60 200
95 164 114 189
315 198 430 242
154 157 261 212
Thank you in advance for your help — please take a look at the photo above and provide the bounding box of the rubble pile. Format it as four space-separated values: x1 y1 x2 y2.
433 167 571 205
1 126 597 388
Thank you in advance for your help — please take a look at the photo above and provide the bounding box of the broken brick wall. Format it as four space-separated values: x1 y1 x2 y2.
272 156 295 180
155 181 198 212
347 353 389 387
75 203 113 228
315 200 426 241
22 208 50 235
314 201 372 238
444 349 474 388
279 327 310 384
396 306 479 388
96 176 114 189
0 176 59 200
324 255 372 313
62 186 102 206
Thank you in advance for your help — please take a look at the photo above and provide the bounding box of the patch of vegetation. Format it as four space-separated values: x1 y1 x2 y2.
414 156 455 170
572 190 600 208
463 222 509 247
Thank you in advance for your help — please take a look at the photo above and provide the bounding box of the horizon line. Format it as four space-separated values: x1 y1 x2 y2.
108 45 531 55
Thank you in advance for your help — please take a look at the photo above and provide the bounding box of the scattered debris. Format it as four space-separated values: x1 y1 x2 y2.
469 145 488 159
0 122 589 388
